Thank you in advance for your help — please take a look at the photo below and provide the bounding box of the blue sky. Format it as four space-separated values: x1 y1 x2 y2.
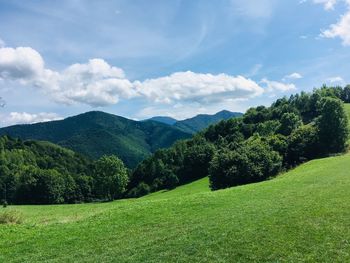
0 0 350 125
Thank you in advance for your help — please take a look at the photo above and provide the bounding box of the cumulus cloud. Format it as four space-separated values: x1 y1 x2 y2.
56 59 136 106
313 0 338 10
326 76 345 83
261 78 296 92
135 71 264 104
0 45 298 113
321 10 350 45
0 47 136 107
314 0 350 45
0 47 47 82
1 112 62 126
284 72 303 80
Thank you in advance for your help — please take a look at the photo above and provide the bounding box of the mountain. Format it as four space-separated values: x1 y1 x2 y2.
0 111 191 168
174 110 243 134
147 116 178 125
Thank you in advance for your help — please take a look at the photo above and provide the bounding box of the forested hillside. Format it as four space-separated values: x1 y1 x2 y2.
0 111 191 168
0 136 129 204
128 86 350 197
174 110 243 134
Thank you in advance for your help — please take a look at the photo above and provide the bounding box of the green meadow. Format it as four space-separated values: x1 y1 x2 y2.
1 152 350 262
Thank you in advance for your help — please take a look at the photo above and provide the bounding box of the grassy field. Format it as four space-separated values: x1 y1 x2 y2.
1 104 349 262
1 153 350 262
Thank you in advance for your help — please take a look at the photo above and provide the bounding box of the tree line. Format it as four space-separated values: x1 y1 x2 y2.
0 138 128 205
1 85 349 204
127 85 349 196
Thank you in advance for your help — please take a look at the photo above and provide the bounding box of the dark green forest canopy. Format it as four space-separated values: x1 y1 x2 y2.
0 136 128 205
0 111 192 168
128 85 350 197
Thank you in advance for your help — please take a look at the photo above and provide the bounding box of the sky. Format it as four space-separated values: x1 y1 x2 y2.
0 0 350 126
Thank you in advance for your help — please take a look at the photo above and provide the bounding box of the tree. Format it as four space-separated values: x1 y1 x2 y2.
209 137 282 190
181 139 216 183
286 124 318 166
127 182 151 198
93 155 129 201
342 85 350 103
163 170 179 190
316 97 349 154
278 112 302 136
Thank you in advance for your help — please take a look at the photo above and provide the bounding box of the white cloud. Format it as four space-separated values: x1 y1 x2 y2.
326 76 345 83
0 47 136 107
0 47 46 82
261 78 296 92
56 59 136 107
1 112 62 126
321 10 350 45
314 0 350 45
284 72 303 80
314 0 338 10
0 45 297 115
135 71 264 104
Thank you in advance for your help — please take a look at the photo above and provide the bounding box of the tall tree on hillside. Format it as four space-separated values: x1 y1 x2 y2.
316 97 349 153
93 155 129 201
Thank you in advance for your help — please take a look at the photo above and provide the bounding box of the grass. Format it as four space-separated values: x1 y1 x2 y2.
1 154 350 262
0 210 23 225
143 177 210 199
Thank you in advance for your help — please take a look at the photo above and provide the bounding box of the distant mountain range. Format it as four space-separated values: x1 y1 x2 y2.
147 116 178 125
0 110 242 167
146 110 243 134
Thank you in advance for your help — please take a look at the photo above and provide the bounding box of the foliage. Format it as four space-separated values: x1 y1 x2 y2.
0 111 192 168
209 137 282 190
316 97 349 154
0 136 129 204
130 86 350 195
174 110 243 134
93 155 129 200
2 153 350 262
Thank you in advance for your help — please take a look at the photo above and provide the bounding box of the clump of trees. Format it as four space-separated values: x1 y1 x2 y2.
0 137 129 205
128 85 349 196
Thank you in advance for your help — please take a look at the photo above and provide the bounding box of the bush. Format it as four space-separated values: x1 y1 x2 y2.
0 210 23 224
127 182 151 198
209 137 282 190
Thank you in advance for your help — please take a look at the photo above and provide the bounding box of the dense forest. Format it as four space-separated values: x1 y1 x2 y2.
0 137 128 205
127 86 350 197
1 85 349 204
0 111 192 168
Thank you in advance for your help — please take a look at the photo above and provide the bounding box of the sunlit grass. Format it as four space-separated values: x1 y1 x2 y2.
1 153 350 262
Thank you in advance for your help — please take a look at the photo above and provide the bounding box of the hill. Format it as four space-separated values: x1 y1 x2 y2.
174 110 243 134
147 116 178 125
0 111 191 167
2 153 350 262
129 88 349 197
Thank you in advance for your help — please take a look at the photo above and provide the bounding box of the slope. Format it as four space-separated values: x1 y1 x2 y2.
1 153 350 262
147 116 178 125
174 110 243 134
0 111 191 167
